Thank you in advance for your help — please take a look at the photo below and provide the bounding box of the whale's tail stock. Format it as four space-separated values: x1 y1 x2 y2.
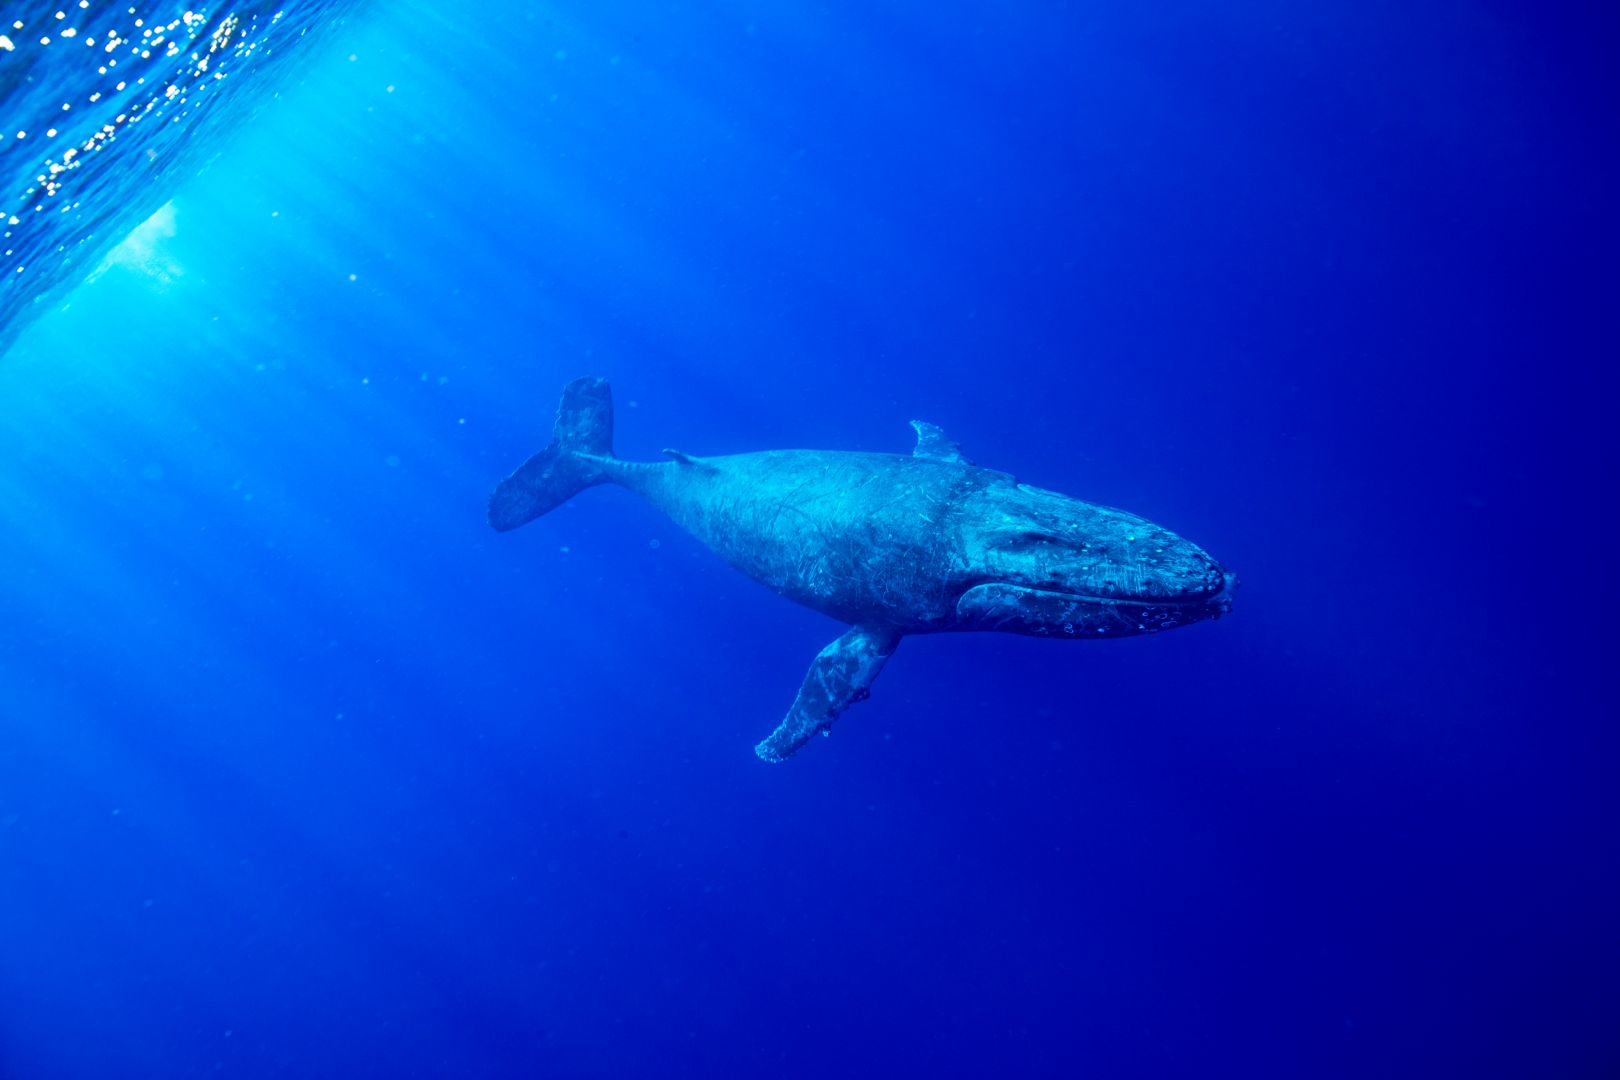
488 376 616 532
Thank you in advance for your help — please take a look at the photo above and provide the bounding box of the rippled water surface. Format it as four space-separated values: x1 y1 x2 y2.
0 1 364 351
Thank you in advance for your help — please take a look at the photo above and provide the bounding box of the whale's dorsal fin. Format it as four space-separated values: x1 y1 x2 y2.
755 625 902 762
909 420 972 465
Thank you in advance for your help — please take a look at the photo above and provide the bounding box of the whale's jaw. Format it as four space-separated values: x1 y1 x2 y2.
955 575 1234 639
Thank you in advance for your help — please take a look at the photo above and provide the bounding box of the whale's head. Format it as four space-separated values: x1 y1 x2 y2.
954 481 1235 638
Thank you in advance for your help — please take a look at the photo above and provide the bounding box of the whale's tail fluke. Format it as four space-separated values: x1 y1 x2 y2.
488 376 615 531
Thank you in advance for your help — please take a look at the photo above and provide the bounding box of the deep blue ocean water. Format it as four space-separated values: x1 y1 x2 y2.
1 2 1616 1076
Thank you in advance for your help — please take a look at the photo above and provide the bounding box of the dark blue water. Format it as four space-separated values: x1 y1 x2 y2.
2 2 1615 1077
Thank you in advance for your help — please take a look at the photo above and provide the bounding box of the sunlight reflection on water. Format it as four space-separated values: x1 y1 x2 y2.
0 0 368 355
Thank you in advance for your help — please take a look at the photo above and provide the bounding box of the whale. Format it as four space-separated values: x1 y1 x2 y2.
489 377 1236 762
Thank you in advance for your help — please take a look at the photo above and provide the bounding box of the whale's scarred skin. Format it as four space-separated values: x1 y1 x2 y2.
490 378 1236 762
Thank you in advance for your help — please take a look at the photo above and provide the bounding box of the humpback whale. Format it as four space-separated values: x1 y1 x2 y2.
490 378 1236 762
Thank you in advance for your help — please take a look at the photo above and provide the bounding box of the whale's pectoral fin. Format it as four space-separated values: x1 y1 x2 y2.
909 420 973 465
755 625 902 763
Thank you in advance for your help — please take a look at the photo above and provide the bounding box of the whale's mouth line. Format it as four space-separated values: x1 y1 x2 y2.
1060 592 1218 609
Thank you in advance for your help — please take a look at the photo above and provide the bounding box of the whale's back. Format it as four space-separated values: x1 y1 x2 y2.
630 449 972 628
